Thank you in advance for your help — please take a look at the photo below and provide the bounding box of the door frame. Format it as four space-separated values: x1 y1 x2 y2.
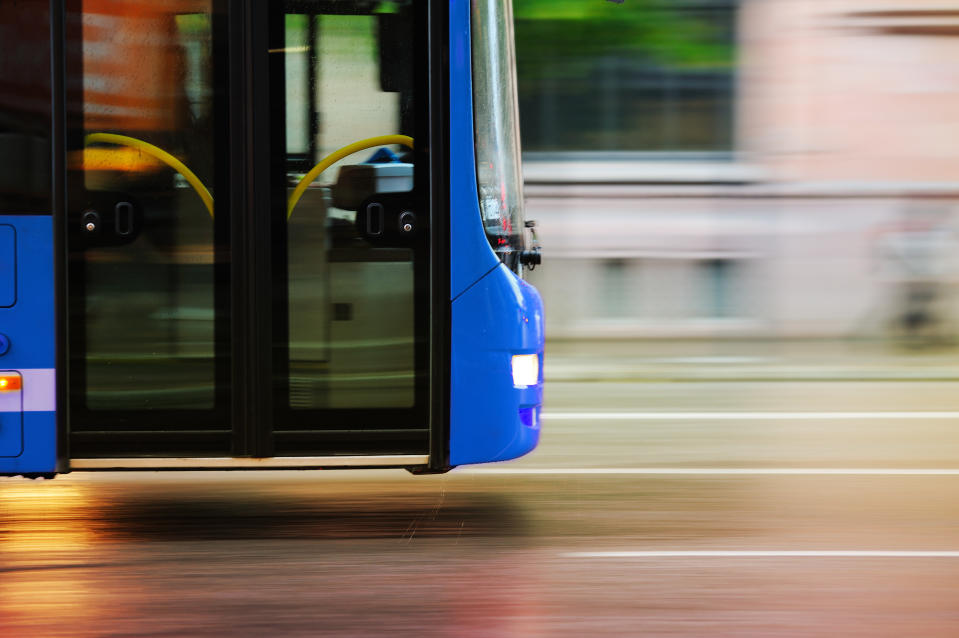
61 0 448 466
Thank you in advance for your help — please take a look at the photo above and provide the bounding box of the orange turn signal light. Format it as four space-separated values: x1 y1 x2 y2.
0 374 21 391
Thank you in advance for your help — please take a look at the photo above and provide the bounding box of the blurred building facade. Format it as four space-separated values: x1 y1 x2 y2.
519 0 959 340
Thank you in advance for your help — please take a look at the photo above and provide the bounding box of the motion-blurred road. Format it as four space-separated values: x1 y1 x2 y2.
5 355 959 636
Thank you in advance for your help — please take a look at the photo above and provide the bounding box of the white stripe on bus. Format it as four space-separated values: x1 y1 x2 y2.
0 369 55 413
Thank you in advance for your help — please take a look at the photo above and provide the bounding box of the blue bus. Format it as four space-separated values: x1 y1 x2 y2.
0 0 543 477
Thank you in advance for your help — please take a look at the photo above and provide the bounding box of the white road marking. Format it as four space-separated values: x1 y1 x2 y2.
564 551 959 558
459 468 959 475
543 411 959 421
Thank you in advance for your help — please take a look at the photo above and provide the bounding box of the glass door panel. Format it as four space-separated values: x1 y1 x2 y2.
65 0 429 459
67 0 228 456
274 1 429 454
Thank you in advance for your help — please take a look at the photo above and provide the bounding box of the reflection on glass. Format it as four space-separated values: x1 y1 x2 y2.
75 1 216 410
284 7 416 409
472 0 526 262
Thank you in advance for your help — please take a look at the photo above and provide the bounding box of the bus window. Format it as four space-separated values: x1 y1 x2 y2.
471 0 526 271
0 0 51 213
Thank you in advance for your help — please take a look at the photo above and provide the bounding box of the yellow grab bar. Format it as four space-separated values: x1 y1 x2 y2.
84 133 414 221
287 134 413 218
84 133 215 218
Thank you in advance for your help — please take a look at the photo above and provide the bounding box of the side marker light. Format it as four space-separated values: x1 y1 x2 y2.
519 406 540 428
0 374 21 391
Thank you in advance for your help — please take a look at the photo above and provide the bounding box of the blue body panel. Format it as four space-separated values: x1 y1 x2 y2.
449 0 500 300
450 264 544 465
0 225 17 307
0 215 57 475
448 0 545 466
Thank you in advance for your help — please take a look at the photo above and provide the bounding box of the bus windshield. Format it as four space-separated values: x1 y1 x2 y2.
471 0 526 269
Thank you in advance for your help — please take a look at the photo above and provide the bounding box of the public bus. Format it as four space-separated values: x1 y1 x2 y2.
0 0 543 477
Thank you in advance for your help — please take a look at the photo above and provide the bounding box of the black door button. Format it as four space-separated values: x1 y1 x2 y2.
399 211 415 233
81 210 100 234
356 193 423 247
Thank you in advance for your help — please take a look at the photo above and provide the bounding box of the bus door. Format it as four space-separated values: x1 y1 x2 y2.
67 0 432 463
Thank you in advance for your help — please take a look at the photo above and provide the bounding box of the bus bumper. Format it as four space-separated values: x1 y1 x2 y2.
450 264 544 466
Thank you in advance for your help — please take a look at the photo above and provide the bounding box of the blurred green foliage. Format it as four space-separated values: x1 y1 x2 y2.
513 0 736 151
513 0 734 78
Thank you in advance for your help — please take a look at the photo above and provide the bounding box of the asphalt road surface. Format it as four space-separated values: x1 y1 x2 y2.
4 380 959 636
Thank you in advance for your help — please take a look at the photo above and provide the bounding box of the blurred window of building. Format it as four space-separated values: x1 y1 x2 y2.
699 258 741 318
514 0 736 155
600 258 631 317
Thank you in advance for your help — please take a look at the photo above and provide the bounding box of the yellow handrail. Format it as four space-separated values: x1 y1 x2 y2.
84 133 215 218
84 132 414 221
287 134 413 218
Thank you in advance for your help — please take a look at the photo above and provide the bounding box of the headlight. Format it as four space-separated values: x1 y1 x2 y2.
511 354 539 387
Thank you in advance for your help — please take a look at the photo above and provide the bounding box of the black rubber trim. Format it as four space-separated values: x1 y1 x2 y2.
229 0 275 457
51 0 69 471
427 0 452 472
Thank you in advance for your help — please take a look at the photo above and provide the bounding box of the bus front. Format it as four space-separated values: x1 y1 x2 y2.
448 0 545 466
0 0 542 477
